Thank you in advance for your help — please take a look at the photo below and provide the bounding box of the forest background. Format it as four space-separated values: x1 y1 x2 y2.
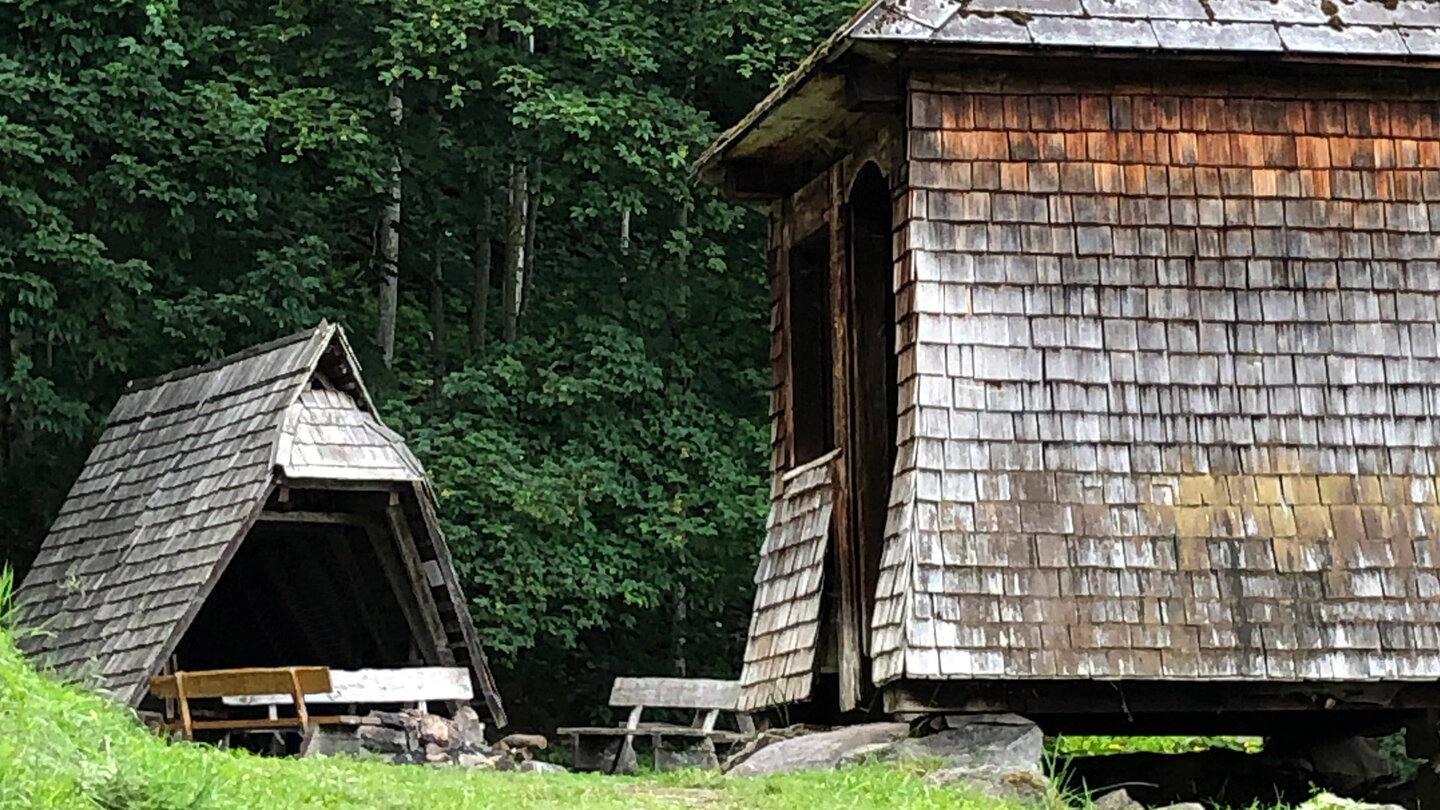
0 0 855 729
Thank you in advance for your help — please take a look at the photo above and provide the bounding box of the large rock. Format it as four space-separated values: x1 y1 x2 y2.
863 714 1053 807
726 723 912 777
1270 737 1398 796
1297 793 1406 810
356 725 411 754
418 714 453 747
1094 789 1145 810
886 714 1044 772
452 706 487 749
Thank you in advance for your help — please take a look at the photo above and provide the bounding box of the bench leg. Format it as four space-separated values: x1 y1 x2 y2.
654 736 718 773
570 735 639 775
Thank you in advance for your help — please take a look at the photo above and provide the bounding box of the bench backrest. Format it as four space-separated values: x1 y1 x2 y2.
221 667 473 706
608 677 740 711
150 667 332 701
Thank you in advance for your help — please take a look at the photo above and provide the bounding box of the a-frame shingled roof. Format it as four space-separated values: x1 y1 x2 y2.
15 323 505 723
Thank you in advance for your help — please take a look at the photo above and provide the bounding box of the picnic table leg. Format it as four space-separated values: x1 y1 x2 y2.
570 736 638 774
288 667 310 734
612 735 638 776
175 672 194 741
612 705 643 775
737 713 756 736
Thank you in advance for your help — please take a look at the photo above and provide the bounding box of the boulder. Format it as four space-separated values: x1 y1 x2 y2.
1300 738 1397 795
456 751 499 769
726 723 912 777
356 725 410 754
417 714 453 747
1297 794 1406 810
1094 789 1146 810
452 707 487 748
886 714 1044 772
519 760 569 774
721 725 829 772
1153 804 1206 810
831 713 1053 805
373 711 414 729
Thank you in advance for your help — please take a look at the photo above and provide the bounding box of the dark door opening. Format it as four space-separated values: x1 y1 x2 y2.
789 230 835 466
847 163 897 656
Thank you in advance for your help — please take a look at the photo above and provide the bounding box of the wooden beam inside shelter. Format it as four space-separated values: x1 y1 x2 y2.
326 528 394 661
382 506 457 668
257 511 370 527
363 518 440 667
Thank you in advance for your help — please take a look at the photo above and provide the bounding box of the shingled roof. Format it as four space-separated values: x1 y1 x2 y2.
855 0 1440 53
15 323 504 722
698 0 1440 173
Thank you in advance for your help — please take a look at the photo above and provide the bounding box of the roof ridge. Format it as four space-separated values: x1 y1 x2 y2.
124 321 332 394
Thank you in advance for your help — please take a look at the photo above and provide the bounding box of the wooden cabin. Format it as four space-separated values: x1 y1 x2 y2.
702 0 1440 737
15 323 506 728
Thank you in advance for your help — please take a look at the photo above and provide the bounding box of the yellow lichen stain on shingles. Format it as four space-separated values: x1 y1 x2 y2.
1177 475 1222 506
1155 473 1440 564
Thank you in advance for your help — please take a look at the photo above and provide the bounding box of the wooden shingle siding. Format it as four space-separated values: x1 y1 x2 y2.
873 71 1440 685
738 452 838 712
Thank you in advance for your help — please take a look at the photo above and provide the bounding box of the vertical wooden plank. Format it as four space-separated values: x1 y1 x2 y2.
362 518 433 666
288 667 310 733
175 671 194 741
385 506 457 668
779 197 796 472
829 163 863 714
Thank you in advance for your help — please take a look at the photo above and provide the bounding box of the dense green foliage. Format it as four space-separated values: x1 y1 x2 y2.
0 0 855 726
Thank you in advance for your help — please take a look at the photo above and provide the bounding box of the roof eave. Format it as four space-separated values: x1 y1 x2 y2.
696 1 887 181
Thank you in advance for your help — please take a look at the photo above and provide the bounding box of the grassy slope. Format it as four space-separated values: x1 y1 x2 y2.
0 624 1018 810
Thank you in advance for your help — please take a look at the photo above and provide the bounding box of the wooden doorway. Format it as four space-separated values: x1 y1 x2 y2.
846 163 897 666
788 230 835 466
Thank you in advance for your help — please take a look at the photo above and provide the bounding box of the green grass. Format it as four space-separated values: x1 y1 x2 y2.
0 603 1024 808
1053 735 1264 757
0 568 1322 810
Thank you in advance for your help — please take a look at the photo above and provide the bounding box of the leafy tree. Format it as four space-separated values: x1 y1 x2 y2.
0 0 858 727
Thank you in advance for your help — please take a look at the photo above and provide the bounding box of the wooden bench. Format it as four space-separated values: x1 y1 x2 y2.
150 667 333 740
220 667 473 715
557 678 755 773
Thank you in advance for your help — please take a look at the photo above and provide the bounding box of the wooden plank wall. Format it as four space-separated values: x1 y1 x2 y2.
743 127 905 713
872 68 1440 687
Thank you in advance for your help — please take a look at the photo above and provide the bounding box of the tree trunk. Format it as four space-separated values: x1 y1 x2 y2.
501 31 535 344
519 159 541 322
429 231 447 399
377 86 404 368
502 161 528 343
673 199 690 274
672 583 688 677
469 194 493 357
0 312 11 471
